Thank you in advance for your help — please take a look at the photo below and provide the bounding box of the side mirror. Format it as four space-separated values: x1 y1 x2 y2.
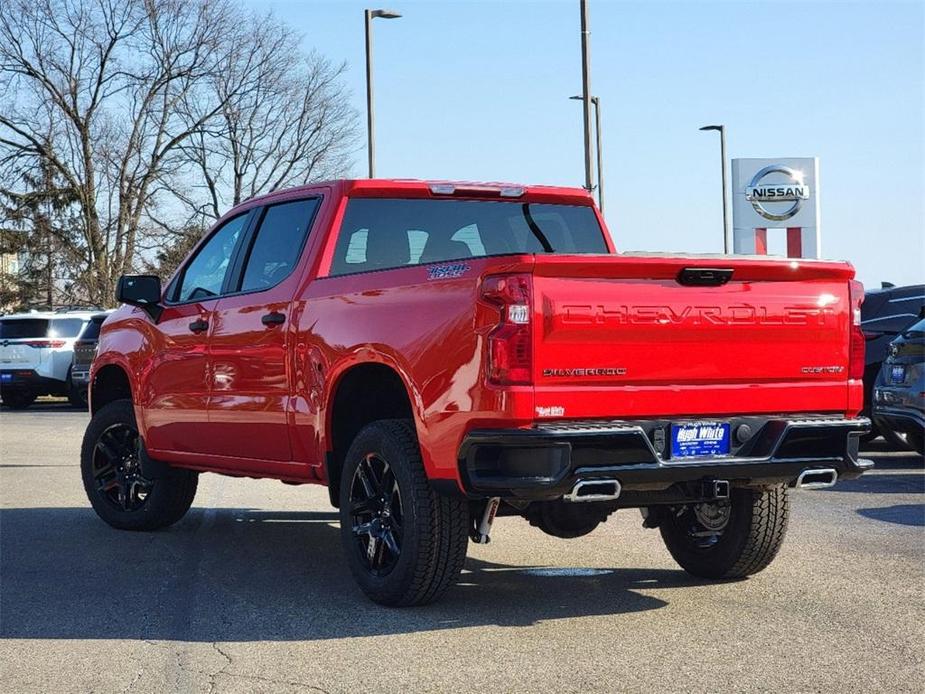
116 275 163 321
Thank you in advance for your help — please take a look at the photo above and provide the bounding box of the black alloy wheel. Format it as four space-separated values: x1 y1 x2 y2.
91 422 153 512
338 419 469 606
349 453 404 576
81 399 198 531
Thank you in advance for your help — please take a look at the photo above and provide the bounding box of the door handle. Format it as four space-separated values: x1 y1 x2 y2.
188 318 209 334
261 311 286 327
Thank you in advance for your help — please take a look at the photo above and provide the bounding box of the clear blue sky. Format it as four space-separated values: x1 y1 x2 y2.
248 0 924 288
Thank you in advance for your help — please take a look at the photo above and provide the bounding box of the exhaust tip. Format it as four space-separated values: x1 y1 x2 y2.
795 468 838 490
564 479 622 502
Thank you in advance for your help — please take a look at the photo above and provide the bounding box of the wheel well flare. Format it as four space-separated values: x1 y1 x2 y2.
91 365 132 414
327 364 414 506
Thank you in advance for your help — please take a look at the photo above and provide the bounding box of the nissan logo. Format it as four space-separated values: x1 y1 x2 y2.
745 165 810 222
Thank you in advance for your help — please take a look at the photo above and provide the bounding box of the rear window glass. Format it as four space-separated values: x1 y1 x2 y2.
329 199 608 276
0 317 85 338
0 319 49 339
50 318 85 338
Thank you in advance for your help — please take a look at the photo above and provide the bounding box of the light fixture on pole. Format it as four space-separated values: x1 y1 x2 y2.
365 8 402 179
700 124 731 253
578 0 594 195
570 95 603 214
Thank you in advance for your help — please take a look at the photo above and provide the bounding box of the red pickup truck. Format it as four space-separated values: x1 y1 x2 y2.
82 179 871 605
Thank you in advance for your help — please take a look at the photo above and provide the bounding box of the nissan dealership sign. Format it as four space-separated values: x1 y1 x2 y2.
732 158 820 258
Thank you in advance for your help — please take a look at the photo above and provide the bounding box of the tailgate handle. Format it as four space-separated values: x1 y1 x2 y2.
677 267 734 286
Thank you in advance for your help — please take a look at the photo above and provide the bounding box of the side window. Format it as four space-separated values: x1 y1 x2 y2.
176 214 249 302
239 198 319 292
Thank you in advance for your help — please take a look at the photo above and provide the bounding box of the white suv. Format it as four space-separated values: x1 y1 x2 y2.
0 311 98 409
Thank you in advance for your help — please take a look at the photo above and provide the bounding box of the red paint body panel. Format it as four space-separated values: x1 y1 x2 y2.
91 179 863 491
208 290 293 463
139 301 215 453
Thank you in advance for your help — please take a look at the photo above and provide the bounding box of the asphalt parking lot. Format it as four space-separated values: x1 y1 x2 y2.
1 402 923 693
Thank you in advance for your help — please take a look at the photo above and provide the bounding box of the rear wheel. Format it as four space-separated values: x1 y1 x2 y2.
80 399 198 531
659 485 790 579
338 419 469 606
1 388 36 409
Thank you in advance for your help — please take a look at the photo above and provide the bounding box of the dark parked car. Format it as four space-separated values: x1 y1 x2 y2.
861 283 925 442
873 317 924 454
69 312 110 406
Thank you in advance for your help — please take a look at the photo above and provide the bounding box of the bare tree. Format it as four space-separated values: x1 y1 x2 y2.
0 0 357 305
159 14 356 235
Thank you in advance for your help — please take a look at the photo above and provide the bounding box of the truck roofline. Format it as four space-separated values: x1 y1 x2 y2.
235 178 595 209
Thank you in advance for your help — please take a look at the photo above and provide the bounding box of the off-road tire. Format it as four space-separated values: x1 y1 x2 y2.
660 485 790 579
81 399 198 531
1 388 36 409
339 419 469 606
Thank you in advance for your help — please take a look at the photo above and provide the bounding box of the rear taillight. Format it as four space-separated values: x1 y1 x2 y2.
849 280 865 380
480 273 533 385
23 339 66 348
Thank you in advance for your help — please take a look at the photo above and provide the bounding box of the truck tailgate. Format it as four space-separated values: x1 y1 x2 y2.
532 254 855 419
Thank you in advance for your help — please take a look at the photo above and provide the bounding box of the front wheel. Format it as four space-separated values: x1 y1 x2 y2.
658 485 790 579
338 419 469 606
81 399 198 531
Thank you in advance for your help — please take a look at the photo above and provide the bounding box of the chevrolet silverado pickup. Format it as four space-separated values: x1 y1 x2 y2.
82 179 871 606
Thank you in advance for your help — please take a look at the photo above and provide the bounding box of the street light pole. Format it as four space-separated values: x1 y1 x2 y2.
700 124 731 253
579 0 594 194
570 95 603 214
365 8 402 179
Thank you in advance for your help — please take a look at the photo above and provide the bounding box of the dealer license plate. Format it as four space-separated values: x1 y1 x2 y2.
890 365 906 384
671 422 731 459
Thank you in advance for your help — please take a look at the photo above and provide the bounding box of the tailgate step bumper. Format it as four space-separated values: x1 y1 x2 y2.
458 416 872 499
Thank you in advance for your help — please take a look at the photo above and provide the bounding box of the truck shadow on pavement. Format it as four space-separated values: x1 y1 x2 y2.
0 507 689 642
828 446 923 494
856 504 925 527
827 473 924 494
